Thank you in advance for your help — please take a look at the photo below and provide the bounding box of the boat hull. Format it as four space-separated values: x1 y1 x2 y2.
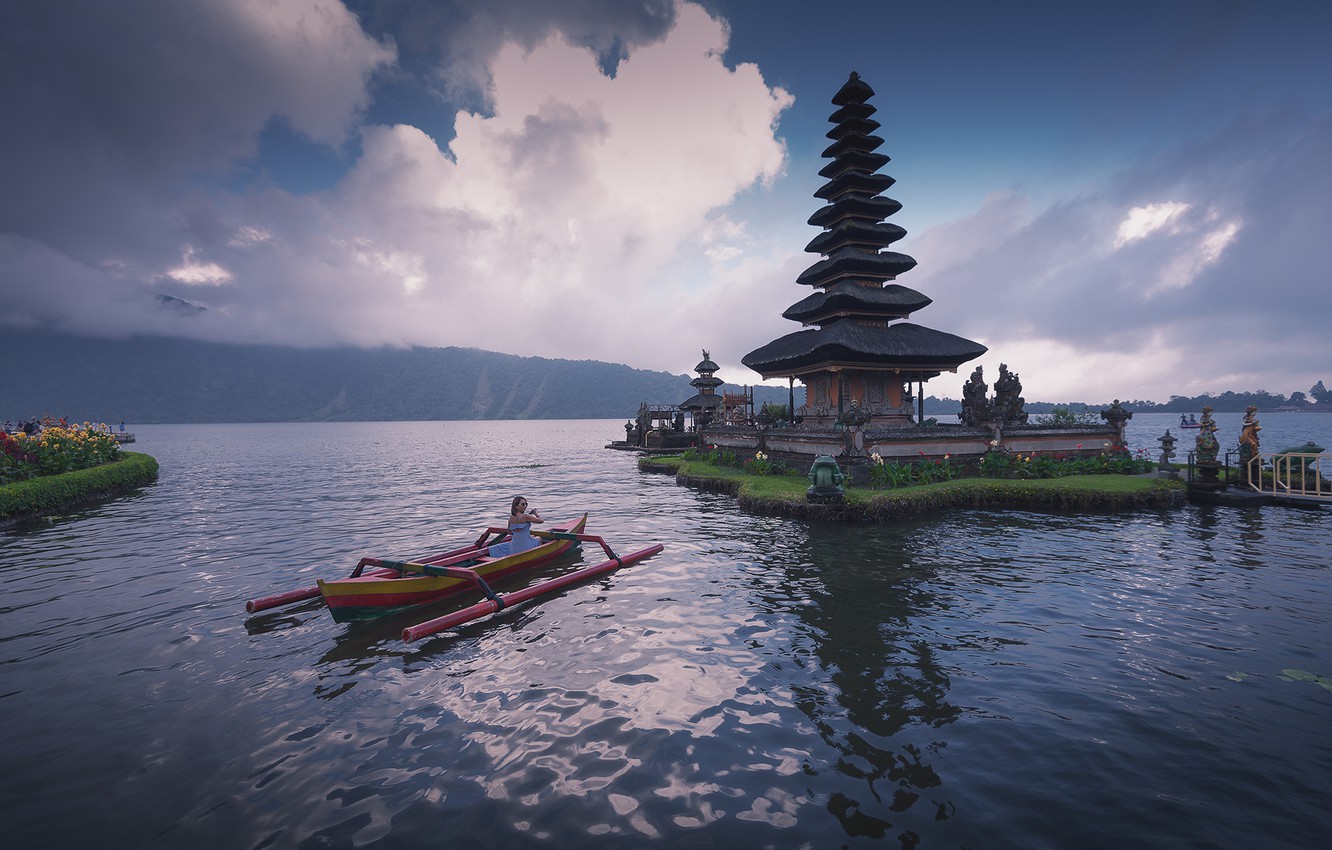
318 515 588 622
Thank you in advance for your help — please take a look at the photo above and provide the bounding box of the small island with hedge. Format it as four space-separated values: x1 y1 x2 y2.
1 423 158 530
639 444 1184 522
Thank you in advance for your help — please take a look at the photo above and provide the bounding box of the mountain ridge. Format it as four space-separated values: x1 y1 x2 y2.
0 331 790 424
3 331 1326 424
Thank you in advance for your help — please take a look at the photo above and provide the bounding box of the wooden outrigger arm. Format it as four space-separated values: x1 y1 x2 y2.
402 540 664 643
245 582 323 614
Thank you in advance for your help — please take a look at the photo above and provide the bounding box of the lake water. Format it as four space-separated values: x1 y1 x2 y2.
2 413 1329 849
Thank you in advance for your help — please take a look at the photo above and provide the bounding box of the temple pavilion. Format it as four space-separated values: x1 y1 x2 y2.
679 349 724 427
743 72 986 426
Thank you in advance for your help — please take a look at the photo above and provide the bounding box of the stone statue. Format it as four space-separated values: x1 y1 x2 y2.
1195 405 1219 465
806 455 846 502
1239 406 1261 456
838 398 869 428
1238 405 1261 485
960 366 990 426
992 363 1029 425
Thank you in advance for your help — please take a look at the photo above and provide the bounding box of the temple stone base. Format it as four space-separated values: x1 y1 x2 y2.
1191 462 1226 492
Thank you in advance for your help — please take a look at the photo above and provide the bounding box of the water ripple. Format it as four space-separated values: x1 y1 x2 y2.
2 420 1330 848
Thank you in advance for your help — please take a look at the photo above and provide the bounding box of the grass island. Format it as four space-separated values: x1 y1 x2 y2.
639 453 1185 522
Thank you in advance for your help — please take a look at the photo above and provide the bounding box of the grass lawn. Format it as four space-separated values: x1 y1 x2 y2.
640 454 1185 520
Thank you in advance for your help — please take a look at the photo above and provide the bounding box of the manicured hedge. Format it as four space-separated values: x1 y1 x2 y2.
0 451 159 524
640 455 1185 521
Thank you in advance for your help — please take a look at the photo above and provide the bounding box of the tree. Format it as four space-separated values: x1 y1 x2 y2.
1311 381 1331 405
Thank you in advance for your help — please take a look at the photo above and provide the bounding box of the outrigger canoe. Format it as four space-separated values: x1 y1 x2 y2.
245 514 664 642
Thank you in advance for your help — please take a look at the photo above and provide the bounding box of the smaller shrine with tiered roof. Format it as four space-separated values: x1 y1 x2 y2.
679 350 724 427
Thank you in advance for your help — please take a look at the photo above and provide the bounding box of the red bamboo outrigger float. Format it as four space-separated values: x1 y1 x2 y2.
244 514 664 642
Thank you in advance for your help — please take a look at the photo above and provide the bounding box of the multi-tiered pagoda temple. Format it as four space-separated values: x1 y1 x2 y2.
743 72 986 426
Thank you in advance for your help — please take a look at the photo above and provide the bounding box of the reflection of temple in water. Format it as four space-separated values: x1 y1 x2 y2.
776 523 969 837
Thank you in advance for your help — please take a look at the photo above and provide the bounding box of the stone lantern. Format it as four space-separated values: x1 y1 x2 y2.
1157 430 1178 479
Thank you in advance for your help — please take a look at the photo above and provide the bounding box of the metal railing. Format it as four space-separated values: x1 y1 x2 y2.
1243 452 1330 501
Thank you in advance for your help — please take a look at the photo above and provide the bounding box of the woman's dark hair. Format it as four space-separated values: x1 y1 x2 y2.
510 496 526 516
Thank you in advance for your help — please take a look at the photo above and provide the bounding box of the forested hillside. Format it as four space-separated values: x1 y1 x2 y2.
4 331 1324 424
0 331 790 423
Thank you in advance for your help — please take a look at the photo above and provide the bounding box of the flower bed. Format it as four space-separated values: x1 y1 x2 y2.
1 428 158 527
2 424 122 483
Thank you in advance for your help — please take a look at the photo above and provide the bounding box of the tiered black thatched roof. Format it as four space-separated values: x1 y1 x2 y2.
743 72 985 380
680 350 724 411
783 281 931 324
744 322 987 376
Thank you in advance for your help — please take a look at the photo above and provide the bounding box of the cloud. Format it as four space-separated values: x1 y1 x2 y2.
0 1 794 359
905 110 1332 401
160 247 234 286
1114 201 1191 247
347 0 677 107
0 0 393 271
3 1 1328 408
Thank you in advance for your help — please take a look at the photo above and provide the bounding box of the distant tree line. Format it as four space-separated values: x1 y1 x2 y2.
924 381 1331 416
1101 381 1331 413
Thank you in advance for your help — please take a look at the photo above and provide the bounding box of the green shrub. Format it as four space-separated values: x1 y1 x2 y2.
0 452 158 520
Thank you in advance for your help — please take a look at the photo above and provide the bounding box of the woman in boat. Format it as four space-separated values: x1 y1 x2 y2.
489 496 544 557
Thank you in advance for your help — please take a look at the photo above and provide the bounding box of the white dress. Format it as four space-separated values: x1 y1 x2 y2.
489 520 538 557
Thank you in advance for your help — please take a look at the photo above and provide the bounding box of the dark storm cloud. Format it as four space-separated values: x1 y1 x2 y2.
346 0 676 99
0 0 393 266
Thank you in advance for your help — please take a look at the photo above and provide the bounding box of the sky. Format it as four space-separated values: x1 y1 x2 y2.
2 0 1330 404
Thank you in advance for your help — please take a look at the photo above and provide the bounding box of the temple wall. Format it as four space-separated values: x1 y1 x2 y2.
865 433 989 458
702 424 1124 468
703 427 762 455
1002 431 1121 454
